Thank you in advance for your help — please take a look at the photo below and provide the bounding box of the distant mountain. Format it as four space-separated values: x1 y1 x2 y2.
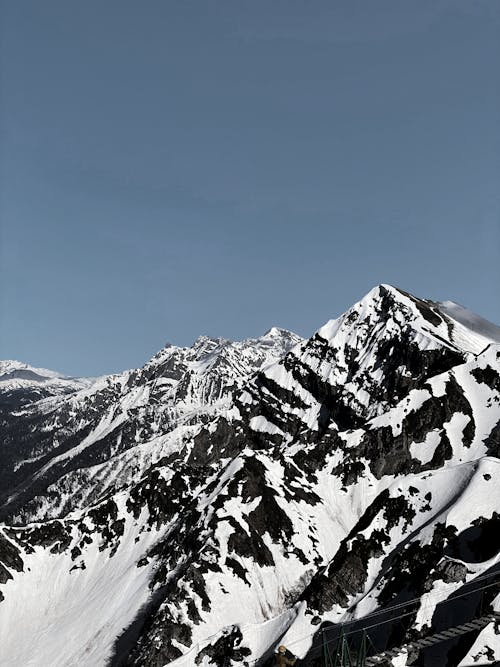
0 286 499 667
0 359 94 407
0 328 301 524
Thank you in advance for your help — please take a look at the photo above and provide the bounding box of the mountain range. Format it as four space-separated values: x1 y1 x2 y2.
1 285 499 667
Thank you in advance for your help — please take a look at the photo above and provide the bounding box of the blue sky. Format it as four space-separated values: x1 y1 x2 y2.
1 1 499 376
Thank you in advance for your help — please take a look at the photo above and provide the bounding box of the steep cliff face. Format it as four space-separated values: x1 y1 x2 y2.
0 286 499 667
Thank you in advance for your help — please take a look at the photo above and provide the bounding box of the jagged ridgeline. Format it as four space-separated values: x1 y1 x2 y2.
1 285 500 666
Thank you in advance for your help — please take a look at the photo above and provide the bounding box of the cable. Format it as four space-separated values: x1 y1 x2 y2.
316 578 500 655
244 574 500 665
271 458 500 654
331 568 499 631
337 569 500 636
280 568 500 653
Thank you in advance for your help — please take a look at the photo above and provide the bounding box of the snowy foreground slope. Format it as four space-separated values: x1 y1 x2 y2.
1 285 500 667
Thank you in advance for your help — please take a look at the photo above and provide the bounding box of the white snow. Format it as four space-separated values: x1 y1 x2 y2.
438 301 500 347
0 506 165 667
409 429 441 464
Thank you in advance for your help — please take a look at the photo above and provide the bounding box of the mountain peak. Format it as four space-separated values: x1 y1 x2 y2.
263 326 288 337
192 334 229 347
356 283 423 311
0 359 67 382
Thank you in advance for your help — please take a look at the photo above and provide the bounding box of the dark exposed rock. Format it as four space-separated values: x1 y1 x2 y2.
433 559 469 584
471 365 500 390
406 295 445 328
225 557 250 585
302 491 416 613
292 429 343 477
0 532 24 574
130 621 191 666
194 626 251 666
484 419 500 457
188 417 245 466
378 523 458 605
333 375 474 483
227 516 275 567
445 513 500 563
13 521 72 554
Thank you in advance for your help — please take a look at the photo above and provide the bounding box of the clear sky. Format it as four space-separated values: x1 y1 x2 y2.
1 1 499 376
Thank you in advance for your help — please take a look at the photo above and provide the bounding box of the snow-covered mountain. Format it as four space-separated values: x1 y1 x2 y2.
0 328 301 524
0 360 94 407
0 285 499 667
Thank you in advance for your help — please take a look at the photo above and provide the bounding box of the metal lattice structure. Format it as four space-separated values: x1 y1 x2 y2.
365 612 500 666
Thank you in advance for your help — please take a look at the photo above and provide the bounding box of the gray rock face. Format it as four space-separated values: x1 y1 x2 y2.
0 285 500 667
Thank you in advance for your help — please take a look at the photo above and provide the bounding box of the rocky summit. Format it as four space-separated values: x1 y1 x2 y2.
1 285 500 667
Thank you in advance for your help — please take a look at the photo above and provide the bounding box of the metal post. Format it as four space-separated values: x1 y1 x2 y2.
333 629 353 667
356 631 367 667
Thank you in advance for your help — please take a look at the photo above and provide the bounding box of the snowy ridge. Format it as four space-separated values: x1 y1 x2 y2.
0 360 66 380
0 360 94 406
438 300 500 347
0 329 302 523
0 285 499 666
